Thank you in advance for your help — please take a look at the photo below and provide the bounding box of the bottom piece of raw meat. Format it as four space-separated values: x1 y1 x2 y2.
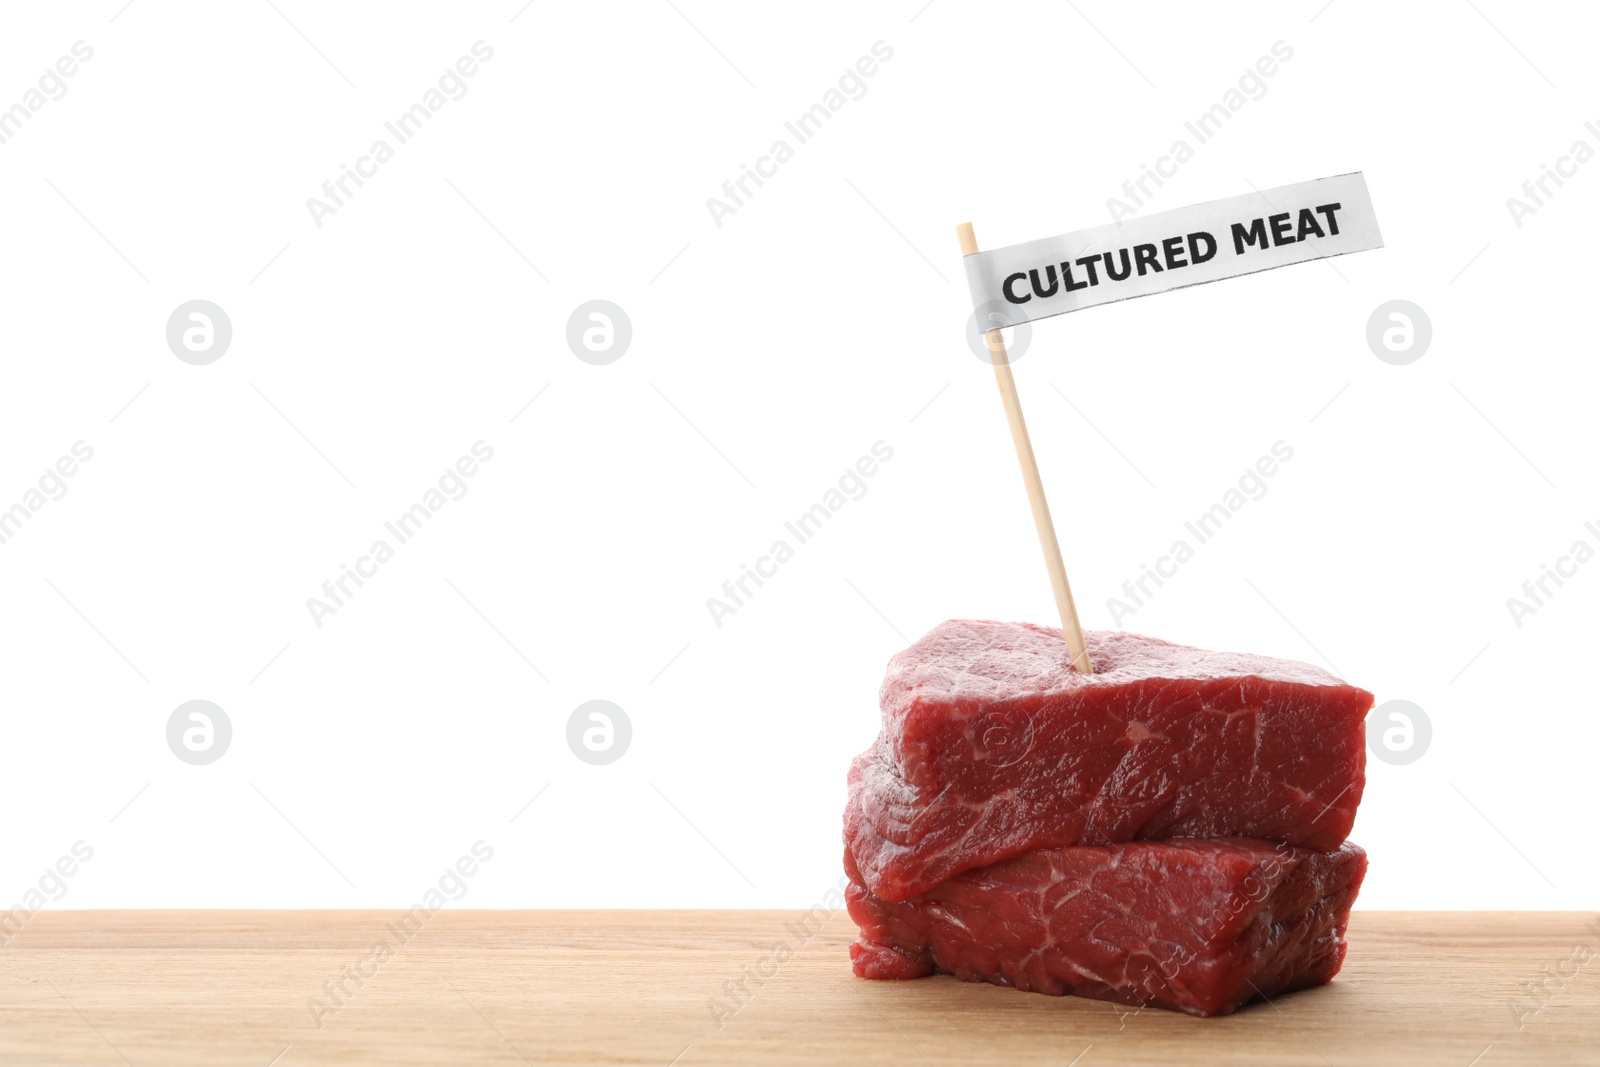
846 838 1366 1017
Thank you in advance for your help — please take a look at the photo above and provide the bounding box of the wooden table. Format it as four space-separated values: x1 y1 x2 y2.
1 910 1594 1065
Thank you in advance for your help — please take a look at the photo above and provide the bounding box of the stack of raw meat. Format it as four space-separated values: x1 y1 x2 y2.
843 620 1372 1017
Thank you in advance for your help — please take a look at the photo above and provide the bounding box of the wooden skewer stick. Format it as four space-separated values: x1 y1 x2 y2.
957 222 1092 674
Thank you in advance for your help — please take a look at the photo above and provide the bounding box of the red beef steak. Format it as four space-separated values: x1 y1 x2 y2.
846 620 1371 901
847 838 1367 1017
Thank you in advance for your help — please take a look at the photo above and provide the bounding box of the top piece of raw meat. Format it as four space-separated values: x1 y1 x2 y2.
846 620 1372 902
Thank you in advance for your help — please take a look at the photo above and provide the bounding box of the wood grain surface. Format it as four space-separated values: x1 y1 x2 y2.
1 909 1595 1065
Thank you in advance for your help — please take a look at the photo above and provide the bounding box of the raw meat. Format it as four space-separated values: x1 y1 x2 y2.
847 620 1372 901
847 838 1367 1017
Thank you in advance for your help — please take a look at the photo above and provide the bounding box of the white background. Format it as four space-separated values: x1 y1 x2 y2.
1 0 1594 913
